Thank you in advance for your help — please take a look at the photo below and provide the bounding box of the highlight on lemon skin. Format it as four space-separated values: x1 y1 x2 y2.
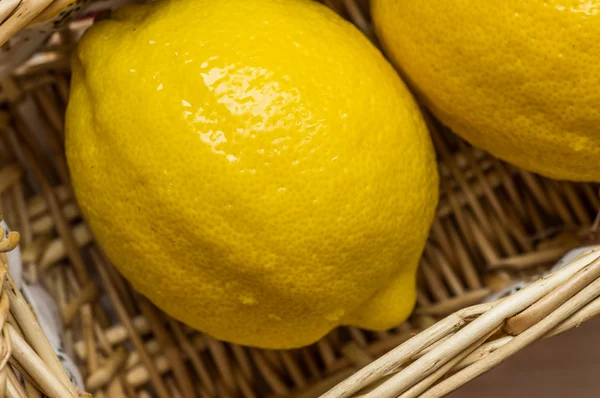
373 0 600 182
66 0 439 349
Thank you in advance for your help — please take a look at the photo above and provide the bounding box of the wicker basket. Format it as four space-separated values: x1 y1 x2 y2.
1 0 600 397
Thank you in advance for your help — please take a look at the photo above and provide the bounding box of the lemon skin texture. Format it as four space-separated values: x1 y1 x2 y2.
373 0 600 181
66 0 439 348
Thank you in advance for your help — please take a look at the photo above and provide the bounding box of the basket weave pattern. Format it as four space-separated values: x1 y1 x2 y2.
0 221 86 396
1 0 600 397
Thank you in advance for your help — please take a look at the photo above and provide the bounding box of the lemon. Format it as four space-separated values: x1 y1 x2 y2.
66 0 438 348
373 0 600 181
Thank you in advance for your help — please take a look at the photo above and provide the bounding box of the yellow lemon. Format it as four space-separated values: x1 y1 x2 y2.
373 0 600 181
66 0 438 348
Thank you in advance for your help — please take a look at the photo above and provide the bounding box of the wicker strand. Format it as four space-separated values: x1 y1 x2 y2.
91 248 172 398
399 329 497 398
321 303 492 398
0 0 54 46
6 324 76 398
365 248 600 398
422 271 600 397
504 257 600 334
324 247 600 398
3 270 77 397
0 0 21 27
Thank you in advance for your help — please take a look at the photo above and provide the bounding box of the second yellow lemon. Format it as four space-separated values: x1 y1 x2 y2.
66 0 438 348
373 0 600 181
